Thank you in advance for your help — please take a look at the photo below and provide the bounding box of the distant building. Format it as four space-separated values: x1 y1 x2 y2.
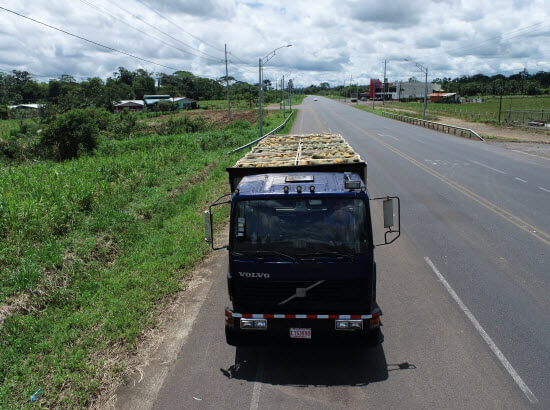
142 95 197 110
8 103 44 111
428 92 459 103
113 100 145 112
170 96 197 110
394 81 442 100
369 80 442 101
143 95 171 108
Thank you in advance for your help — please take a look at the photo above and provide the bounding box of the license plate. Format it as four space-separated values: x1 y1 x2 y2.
289 328 311 339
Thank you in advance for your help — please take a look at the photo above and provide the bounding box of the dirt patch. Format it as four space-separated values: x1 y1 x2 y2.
152 109 258 130
432 114 550 143
0 293 31 327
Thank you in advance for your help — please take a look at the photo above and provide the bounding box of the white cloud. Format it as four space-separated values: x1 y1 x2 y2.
0 0 548 87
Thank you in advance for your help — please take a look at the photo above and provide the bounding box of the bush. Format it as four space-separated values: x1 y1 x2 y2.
87 108 112 131
156 100 178 112
41 109 99 160
156 116 208 135
224 120 251 130
111 109 138 138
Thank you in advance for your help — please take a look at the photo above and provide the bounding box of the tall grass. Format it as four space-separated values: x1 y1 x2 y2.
0 110 297 408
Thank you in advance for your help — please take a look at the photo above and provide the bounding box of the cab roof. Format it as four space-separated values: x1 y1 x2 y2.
235 171 366 196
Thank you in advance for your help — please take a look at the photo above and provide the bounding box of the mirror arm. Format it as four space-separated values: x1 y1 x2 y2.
372 196 401 246
206 194 232 250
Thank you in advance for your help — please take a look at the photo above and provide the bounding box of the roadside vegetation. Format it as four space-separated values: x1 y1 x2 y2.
0 106 296 408
381 95 550 125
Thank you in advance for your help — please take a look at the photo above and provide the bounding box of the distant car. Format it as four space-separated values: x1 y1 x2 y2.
360 97 367 101
313 98 318 101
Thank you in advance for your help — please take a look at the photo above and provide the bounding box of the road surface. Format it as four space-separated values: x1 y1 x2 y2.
113 96 549 409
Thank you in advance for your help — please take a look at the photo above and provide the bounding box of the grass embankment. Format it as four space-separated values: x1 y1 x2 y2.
382 95 550 124
0 108 296 408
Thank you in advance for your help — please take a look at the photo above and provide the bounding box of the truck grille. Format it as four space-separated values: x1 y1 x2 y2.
232 280 370 313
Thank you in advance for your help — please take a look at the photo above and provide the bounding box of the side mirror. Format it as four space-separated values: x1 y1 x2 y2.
383 199 393 228
205 193 231 250
204 210 213 244
371 196 401 246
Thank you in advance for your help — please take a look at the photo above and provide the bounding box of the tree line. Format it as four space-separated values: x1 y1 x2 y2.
295 70 550 97
0 67 287 113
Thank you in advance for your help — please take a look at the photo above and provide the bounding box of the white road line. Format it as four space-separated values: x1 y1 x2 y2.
511 149 550 161
539 186 550 193
469 160 507 174
378 133 400 141
249 352 264 410
514 177 527 183
424 257 538 404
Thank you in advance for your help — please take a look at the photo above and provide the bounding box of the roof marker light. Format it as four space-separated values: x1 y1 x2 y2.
310 185 315 193
296 185 302 193
284 186 289 193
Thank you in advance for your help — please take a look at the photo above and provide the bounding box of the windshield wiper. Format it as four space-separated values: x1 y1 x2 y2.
230 249 298 263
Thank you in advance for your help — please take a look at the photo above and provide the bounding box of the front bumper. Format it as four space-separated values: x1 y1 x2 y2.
224 307 382 345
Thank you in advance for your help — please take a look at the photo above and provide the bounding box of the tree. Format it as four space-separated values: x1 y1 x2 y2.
41 109 99 160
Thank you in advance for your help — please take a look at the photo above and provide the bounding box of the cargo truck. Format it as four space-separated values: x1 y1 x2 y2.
204 134 400 346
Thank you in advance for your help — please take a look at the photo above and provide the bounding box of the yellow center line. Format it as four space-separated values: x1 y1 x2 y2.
337 113 550 246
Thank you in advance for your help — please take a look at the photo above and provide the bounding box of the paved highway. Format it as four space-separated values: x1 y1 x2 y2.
113 96 549 409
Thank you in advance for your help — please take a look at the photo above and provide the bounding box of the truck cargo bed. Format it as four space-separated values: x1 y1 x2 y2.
228 134 367 191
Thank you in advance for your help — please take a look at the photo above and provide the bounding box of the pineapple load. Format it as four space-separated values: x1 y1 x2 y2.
235 134 361 168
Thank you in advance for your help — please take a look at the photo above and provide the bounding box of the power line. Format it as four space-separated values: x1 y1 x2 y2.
0 5 180 72
104 0 224 63
445 21 549 56
133 0 225 53
79 0 222 64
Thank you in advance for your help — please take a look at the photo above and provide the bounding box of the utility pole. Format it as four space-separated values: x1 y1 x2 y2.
282 75 286 117
423 67 428 120
383 59 387 106
498 87 503 124
289 80 292 111
343 79 346 102
356 82 359 105
349 75 353 101
224 44 231 121
259 58 263 137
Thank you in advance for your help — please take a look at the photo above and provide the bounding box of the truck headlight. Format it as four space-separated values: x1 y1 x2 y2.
240 319 267 330
335 320 363 330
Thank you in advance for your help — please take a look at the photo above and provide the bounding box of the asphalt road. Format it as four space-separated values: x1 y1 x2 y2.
113 96 549 409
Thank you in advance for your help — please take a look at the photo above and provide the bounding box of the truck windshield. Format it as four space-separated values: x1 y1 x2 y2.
231 198 371 256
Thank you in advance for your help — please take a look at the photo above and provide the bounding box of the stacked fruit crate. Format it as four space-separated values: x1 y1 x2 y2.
235 134 361 168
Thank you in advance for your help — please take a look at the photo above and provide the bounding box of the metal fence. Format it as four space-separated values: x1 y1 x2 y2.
228 110 294 154
380 111 484 141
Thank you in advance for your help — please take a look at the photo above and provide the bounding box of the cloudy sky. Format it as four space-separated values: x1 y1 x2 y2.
1 0 549 87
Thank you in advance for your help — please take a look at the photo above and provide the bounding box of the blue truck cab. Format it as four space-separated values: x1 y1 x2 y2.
204 134 400 346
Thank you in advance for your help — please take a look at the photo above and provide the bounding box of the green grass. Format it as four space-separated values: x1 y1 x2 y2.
382 95 550 124
0 110 297 408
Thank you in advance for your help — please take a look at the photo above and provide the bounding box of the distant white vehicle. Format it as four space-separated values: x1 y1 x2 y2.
313 98 318 101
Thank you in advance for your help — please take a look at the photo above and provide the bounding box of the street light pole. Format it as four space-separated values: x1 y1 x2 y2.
421 65 428 120
258 44 292 138
405 58 429 120
259 58 263 137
